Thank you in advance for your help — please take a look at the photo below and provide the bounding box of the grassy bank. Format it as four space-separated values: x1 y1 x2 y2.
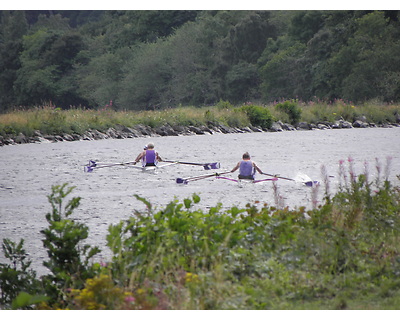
1 100 399 138
1 159 400 310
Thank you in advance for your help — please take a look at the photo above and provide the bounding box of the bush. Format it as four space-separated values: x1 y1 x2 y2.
240 104 274 129
275 100 302 125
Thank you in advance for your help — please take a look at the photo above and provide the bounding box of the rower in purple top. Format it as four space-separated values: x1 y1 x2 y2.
230 152 263 180
133 142 163 167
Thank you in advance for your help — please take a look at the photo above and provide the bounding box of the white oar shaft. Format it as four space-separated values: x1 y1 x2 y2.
262 173 294 181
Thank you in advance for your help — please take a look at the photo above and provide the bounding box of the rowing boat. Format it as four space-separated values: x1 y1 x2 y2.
130 161 178 173
216 176 278 187
84 160 178 173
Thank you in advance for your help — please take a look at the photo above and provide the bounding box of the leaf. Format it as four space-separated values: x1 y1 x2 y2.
11 292 49 309
184 198 192 209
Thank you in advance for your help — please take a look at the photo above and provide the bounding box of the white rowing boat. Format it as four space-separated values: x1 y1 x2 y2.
84 160 178 173
216 176 278 187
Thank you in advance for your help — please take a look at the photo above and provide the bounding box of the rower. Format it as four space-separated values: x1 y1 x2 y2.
133 142 163 167
230 152 263 180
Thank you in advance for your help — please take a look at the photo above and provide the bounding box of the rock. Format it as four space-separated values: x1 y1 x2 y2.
155 124 179 136
134 124 153 136
62 134 75 141
14 133 27 144
90 130 108 140
317 123 329 130
332 121 341 129
71 133 82 141
240 127 253 133
355 115 368 123
54 135 64 141
297 122 311 130
353 120 369 128
270 122 283 132
81 132 94 140
188 126 205 134
340 120 353 128
43 135 58 142
199 125 213 134
249 125 263 132
115 125 139 138
33 130 43 137
3 138 15 145
280 122 296 131
106 127 126 139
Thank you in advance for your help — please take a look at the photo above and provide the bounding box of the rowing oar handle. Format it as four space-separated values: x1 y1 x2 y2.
261 173 295 181
176 171 231 184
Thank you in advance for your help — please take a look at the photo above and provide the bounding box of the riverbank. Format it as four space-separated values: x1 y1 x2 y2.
1 102 400 146
1 118 400 147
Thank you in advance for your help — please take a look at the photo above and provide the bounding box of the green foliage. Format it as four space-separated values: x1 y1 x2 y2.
275 100 302 125
11 292 49 310
240 104 274 129
40 183 100 303
215 99 233 110
0 11 28 108
3 10 400 111
0 239 41 308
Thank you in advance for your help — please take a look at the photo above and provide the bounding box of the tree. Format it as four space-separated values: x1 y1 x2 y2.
118 41 172 110
13 17 88 108
327 11 400 102
0 11 28 111
76 50 127 108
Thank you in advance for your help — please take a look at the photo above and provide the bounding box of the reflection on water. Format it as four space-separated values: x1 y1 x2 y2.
1 127 399 274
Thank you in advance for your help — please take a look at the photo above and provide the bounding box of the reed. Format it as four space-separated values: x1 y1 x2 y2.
0 100 399 138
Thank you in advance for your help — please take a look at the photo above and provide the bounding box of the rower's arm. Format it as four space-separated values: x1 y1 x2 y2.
231 162 240 172
134 151 145 163
253 162 263 174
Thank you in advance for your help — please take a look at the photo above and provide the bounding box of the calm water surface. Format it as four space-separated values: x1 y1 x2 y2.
1 127 399 275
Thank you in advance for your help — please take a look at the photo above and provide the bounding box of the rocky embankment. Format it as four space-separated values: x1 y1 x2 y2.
1 118 399 147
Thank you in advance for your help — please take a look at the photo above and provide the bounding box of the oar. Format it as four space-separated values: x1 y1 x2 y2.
262 172 320 186
164 160 220 170
176 171 231 184
261 173 295 181
216 176 278 183
84 160 135 172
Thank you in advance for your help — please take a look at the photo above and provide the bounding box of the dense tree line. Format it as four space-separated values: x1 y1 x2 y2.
1 10 399 112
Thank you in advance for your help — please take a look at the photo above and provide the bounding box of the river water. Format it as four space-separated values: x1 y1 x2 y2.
1 127 399 275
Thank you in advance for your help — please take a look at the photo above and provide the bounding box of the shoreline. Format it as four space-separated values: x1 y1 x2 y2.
1 119 399 147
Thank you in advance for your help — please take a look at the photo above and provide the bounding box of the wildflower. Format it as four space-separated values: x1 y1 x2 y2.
185 272 199 283
136 288 145 295
124 296 135 303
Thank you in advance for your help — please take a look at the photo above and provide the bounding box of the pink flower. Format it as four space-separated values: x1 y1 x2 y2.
125 296 135 303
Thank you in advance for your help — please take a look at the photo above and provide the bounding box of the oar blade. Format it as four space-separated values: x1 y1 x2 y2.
304 181 320 187
203 162 220 170
84 160 97 173
176 178 188 184
84 166 93 173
